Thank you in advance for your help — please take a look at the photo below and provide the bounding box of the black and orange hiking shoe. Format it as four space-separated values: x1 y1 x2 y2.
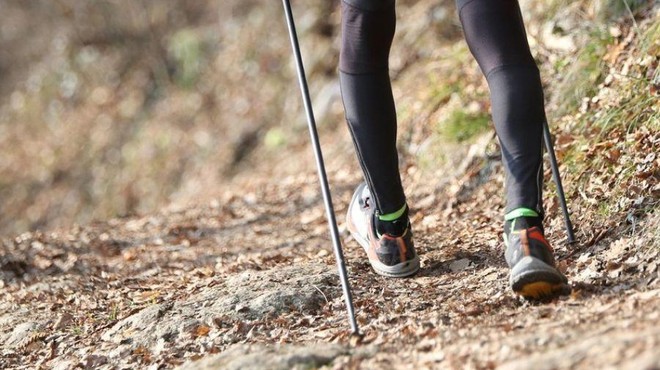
504 213 569 299
346 183 420 278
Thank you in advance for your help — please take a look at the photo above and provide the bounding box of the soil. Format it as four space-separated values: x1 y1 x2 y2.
1 155 658 369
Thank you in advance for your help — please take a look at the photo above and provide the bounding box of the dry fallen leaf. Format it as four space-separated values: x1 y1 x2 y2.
194 324 211 338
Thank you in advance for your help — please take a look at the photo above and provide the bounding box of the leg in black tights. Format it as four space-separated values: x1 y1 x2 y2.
339 0 404 216
457 0 545 216
340 0 547 217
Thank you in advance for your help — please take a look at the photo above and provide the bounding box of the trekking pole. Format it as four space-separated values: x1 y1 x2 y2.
281 0 359 335
542 121 576 244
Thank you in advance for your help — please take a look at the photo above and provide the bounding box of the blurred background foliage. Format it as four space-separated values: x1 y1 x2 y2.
0 0 657 236
0 0 340 234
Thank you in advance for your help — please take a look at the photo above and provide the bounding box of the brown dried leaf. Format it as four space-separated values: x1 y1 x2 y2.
194 324 211 337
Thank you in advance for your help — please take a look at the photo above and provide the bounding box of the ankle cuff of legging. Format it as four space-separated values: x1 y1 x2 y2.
505 208 539 221
378 203 407 222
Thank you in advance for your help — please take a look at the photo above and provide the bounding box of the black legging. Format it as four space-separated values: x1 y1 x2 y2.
340 0 545 217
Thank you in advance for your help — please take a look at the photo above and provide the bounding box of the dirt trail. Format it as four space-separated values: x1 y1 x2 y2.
1 160 658 369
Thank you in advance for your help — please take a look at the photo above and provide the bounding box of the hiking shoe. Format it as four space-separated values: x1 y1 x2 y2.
346 183 420 278
504 217 569 299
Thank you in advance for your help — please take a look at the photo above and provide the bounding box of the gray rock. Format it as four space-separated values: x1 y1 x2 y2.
101 302 175 344
176 343 348 370
3 321 38 348
209 263 336 321
100 264 338 353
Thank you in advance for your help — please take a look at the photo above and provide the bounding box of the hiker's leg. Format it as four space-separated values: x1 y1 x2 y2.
457 0 545 215
457 0 570 299
340 0 405 216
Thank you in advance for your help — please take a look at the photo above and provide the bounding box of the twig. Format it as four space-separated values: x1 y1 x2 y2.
312 284 329 304
609 72 651 83
622 0 641 40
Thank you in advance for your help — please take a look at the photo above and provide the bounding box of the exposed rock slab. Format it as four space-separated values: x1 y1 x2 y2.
101 264 338 351
177 343 349 370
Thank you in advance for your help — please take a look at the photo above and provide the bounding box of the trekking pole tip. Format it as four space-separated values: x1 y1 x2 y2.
349 331 364 345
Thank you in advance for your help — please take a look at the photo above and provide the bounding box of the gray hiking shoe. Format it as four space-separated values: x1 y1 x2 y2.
346 183 420 278
504 217 569 299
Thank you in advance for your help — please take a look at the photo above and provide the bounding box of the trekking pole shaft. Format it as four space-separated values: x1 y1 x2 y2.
543 121 576 243
282 0 359 334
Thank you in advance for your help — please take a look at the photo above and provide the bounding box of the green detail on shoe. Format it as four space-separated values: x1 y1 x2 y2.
378 204 407 222
504 208 539 221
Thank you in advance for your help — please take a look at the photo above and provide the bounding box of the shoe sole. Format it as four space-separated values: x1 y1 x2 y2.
346 186 420 278
510 256 570 299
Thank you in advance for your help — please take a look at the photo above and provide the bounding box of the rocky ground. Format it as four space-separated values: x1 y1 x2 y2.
0 164 658 369
1 1 659 369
